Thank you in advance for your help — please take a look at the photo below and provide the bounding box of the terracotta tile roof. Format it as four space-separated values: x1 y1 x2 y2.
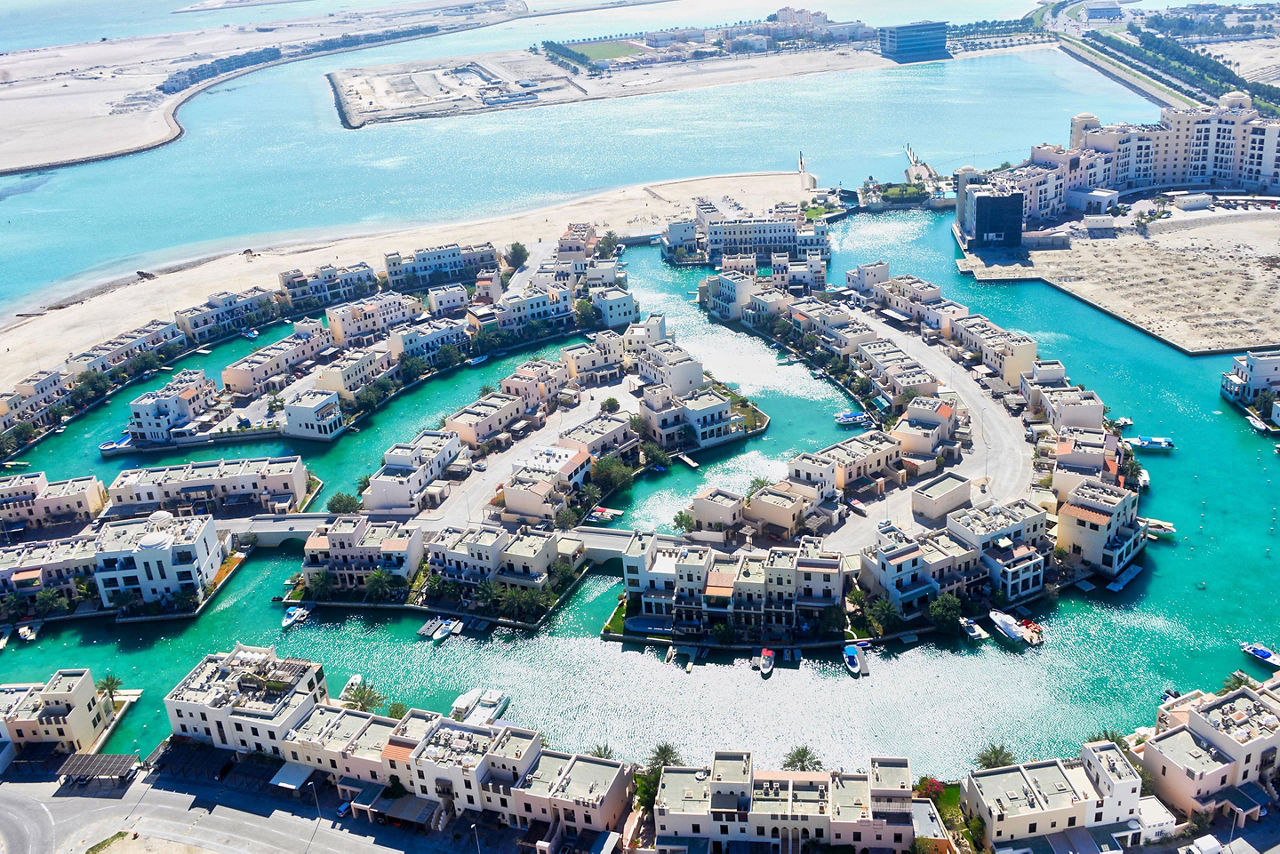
1060 504 1111 525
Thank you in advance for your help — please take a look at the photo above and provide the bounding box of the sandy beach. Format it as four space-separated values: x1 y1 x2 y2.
959 205 1280 354
0 170 811 388
0 0 516 175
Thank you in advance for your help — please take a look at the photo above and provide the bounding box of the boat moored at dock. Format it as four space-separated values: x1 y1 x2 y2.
759 648 775 676
844 645 861 676
1241 642 1280 668
1128 436 1175 451
340 673 364 701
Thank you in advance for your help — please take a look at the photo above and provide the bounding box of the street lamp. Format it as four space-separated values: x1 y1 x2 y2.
305 780 321 817
471 822 481 854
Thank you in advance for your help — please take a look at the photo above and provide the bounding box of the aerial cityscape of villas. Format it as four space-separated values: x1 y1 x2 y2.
954 92 1280 248
4 642 1276 853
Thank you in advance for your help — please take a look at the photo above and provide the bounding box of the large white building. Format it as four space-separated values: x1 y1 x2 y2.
361 430 462 512
387 316 469 364
0 471 106 531
383 243 498 289
280 389 345 442
325 293 424 347
126 369 218 444
1 668 116 758
663 198 830 263
221 320 333 395
303 515 425 591
1056 478 1146 576
1220 349 1280 404
93 511 226 607
278 263 377 307
107 457 310 516
67 320 185 377
175 288 277 344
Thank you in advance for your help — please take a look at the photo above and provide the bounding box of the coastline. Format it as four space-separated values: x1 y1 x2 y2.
0 170 811 387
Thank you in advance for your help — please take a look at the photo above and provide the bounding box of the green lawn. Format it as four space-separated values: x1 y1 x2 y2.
572 41 643 61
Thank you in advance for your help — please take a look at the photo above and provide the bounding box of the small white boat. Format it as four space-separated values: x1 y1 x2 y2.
18 625 36 641
1136 470 1151 490
1112 417 1133 429
432 620 460 641
960 618 987 641
340 674 363 700
844 645 861 676
1242 642 1280 668
759 649 775 676
1129 436 1175 451
465 355 489 367
0 626 10 651
281 606 303 629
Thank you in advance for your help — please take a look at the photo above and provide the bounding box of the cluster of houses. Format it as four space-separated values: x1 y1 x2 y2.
954 92 1280 248
6 644 1277 852
1220 348 1280 425
661 196 830 266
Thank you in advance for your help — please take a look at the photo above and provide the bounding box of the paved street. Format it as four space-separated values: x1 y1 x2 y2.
418 374 642 530
0 774 521 854
825 307 1034 552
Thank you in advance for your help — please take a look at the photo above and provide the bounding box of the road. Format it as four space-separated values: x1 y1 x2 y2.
417 375 642 529
823 307 1034 553
0 774 520 854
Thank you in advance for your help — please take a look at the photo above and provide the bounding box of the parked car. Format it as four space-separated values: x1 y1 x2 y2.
336 802 352 819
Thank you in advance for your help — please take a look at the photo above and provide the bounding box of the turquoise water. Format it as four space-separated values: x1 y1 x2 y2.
0 14 1274 777
2 236 1277 778
1 47 1157 313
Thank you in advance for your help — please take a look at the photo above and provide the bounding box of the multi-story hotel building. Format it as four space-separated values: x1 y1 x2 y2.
174 288 278 344
325 292 424 347
384 243 498 289
93 511 226 607
221 319 333 395
106 456 310 517
1 668 116 760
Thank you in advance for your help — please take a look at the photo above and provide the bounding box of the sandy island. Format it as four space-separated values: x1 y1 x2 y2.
0 171 812 388
0 0 519 175
958 202 1280 354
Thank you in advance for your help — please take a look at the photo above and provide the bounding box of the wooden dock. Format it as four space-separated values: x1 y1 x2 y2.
677 454 699 469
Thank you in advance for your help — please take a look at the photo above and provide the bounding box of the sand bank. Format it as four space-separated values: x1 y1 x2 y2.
0 0 517 176
0 171 811 388
959 205 1280 354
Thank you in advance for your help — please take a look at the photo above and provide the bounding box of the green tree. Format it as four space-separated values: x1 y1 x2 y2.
600 397 620 414
628 414 645 435
641 441 671 468
575 298 600 329
592 455 633 494
1220 672 1252 694
506 242 529 270
306 570 335 602
96 672 123 705
32 589 65 617
646 742 682 775
1088 730 1127 750
399 355 428 381
11 422 35 445
596 230 619 258
673 510 696 533
868 598 900 635
479 383 496 396
387 702 409 719
556 507 582 530
976 742 1016 769
109 589 138 613
474 580 500 611
589 743 615 759
1256 388 1276 419
326 492 361 513
781 744 824 772
1119 456 1143 483
343 680 387 712
365 569 394 603
580 483 602 508
435 344 462 370
928 593 963 633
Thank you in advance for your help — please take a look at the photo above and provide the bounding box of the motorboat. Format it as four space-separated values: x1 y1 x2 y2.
759 649 775 676
989 610 1026 644
960 618 986 641
465 355 489 367
1112 417 1133 429
451 687 483 721
1242 642 1280 667
844 645 861 676
432 620 460 641
464 689 510 726
1136 470 1151 490
1129 436 1175 451
17 625 37 641
281 606 303 629
242 328 259 341
340 674 363 701
834 411 872 428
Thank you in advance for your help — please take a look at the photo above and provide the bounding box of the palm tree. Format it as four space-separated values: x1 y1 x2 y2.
1088 729 1126 750
343 680 386 712
589 744 615 759
646 742 682 775
782 744 824 772
976 742 1016 770
109 589 138 613
1220 672 1252 695
474 580 500 611
96 673 123 706
365 569 393 603
306 570 334 602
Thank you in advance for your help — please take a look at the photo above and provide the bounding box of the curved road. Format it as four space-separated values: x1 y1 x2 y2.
0 786 54 854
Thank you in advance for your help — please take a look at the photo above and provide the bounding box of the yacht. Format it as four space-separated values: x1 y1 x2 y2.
340 674 363 701
464 690 510 726
1242 642 1280 667
1129 436 1175 451
281 606 303 629
989 610 1026 644
844 645 862 676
